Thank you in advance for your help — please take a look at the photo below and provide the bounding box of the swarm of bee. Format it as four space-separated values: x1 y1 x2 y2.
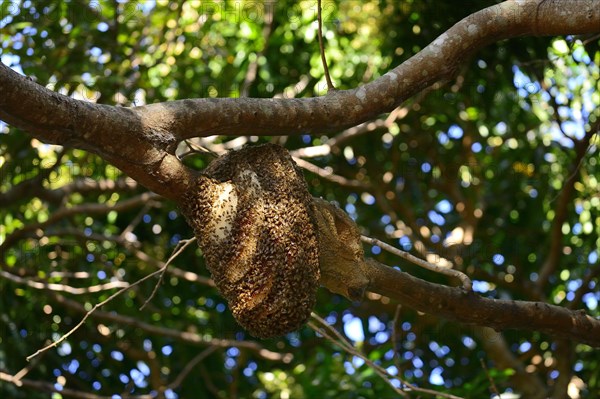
180 144 320 338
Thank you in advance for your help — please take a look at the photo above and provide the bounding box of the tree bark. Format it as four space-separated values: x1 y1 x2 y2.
364 259 600 347
1 0 598 199
1 0 599 346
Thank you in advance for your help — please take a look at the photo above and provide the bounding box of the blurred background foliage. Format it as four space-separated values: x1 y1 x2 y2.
1 0 599 398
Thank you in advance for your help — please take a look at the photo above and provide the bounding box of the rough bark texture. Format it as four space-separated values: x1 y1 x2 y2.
1 0 598 199
1 0 599 345
364 259 600 347
312 197 600 347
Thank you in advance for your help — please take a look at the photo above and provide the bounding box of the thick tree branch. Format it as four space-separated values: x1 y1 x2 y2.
1 1 598 203
0 62 197 201
1 0 599 348
364 259 600 347
314 198 600 347
132 0 599 140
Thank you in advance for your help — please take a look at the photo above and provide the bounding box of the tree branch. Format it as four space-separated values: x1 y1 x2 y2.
0 62 197 201
1 0 599 350
537 122 599 290
1 1 598 202
475 327 547 398
0 371 152 399
0 176 138 207
313 197 600 347
0 269 129 295
0 192 162 253
364 259 600 347
309 313 464 399
131 0 599 140
167 346 218 390
361 235 472 291
317 0 335 91
49 292 293 363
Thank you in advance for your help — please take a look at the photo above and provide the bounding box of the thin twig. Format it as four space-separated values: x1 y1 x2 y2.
0 192 161 253
293 156 370 190
119 202 154 241
139 237 197 310
129 245 214 287
47 228 214 287
1 371 152 398
317 0 335 91
195 136 249 154
241 3 274 96
309 315 409 398
480 358 501 397
361 235 472 291
309 313 465 399
168 346 219 389
199 363 223 398
548 140 595 204
568 267 600 309
11 351 46 385
0 270 130 295
392 305 404 376
50 291 292 362
582 33 600 45
26 264 171 361
178 139 219 159
538 124 598 289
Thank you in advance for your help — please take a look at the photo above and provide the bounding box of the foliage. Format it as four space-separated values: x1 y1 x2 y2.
1 1 598 398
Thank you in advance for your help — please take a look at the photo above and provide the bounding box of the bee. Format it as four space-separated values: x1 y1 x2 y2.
181 144 319 338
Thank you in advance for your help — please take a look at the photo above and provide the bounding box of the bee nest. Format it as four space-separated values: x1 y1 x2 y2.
180 143 320 338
